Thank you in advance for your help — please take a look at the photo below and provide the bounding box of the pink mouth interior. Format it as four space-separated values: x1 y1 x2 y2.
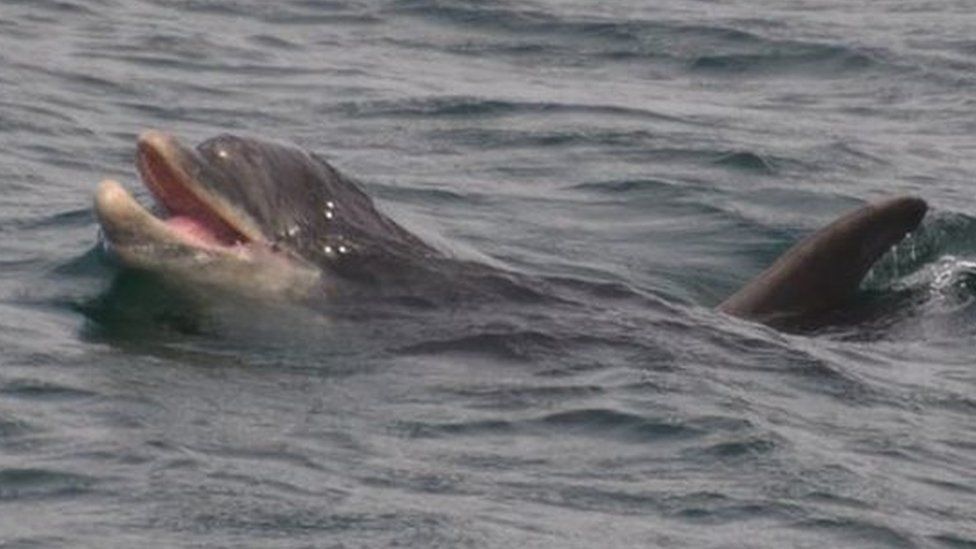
166 216 234 247
137 146 248 248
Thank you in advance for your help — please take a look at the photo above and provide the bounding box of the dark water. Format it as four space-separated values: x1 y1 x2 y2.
2 0 976 546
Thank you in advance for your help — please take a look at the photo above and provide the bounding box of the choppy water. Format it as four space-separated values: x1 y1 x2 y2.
2 0 976 547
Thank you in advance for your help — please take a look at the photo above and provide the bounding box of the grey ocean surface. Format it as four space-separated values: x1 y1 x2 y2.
1 0 975 547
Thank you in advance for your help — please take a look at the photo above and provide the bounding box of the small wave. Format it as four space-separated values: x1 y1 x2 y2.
397 407 706 443
0 416 34 438
0 97 86 132
22 208 92 231
537 408 697 441
711 151 776 173
392 1 765 57
670 492 801 525
543 275 646 301
690 42 879 77
579 145 790 174
863 211 976 310
92 53 308 77
397 330 562 361
396 418 514 438
342 95 687 123
248 34 302 50
792 517 916 548
694 436 778 459
441 383 604 410
914 211 976 258
391 0 552 30
929 256 976 300
932 533 976 548
434 127 662 150
5 0 97 15
377 185 479 205
570 178 679 194
0 468 95 501
703 324 886 401
145 0 379 24
0 536 71 548
0 379 97 401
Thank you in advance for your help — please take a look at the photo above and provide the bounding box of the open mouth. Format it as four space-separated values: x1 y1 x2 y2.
95 131 263 251
136 131 251 248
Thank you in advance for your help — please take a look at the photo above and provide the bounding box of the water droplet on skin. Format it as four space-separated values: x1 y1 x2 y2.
326 201 335 210
325 211 334 220
338 245 348 254
323 245 334 255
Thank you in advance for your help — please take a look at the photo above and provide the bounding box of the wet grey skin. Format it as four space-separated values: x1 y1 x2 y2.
718 196 928 328
94 131 527 303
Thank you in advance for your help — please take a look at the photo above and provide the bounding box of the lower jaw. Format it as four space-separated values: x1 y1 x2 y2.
164 215 246 249
95 179 322 299
96 179 246 255
102 236 319 296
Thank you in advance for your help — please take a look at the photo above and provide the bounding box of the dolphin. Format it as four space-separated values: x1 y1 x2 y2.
94 130 525 303
94 131 927 327
717 196 927 328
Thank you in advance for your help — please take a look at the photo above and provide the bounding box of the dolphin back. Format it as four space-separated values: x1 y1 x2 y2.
718 196 927 327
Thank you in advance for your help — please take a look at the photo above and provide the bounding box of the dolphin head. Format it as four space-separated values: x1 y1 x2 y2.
94 131 434 298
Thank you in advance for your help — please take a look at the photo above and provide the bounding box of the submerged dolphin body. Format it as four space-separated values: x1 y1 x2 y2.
94 131 927 327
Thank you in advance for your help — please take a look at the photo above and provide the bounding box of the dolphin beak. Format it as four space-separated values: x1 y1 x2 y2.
94 178 173 247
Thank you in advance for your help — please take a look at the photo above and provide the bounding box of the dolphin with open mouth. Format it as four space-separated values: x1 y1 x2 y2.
94 130 455 301
93 130 927 329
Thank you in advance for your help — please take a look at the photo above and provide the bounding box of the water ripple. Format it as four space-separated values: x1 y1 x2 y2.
0 468 96 501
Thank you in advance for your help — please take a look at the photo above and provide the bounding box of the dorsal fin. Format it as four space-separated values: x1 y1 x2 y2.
718 196 927 327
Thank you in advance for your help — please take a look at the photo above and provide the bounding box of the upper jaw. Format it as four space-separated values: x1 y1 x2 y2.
134 130 267 246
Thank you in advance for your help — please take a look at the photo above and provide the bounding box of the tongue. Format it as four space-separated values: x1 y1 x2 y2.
165 216 235 247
